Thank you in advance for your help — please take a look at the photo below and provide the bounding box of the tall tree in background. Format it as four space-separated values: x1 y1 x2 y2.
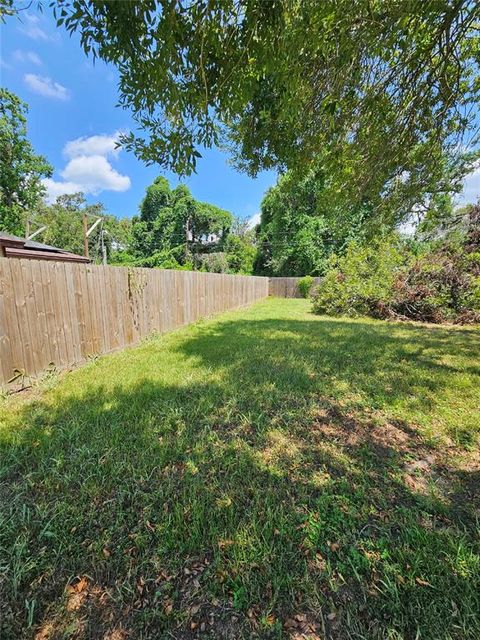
193 217 257 274
0 89 52 235
33 192 132 262
254 141 479 276
48 0 479 213
132 177 233 267
37 193 91 255
255 168 377 276
222 217 257 274
415 198 479 242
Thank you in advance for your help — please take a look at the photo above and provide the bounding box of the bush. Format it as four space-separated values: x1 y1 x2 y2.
298 275 315 298
311 214 480 325
141 249 183 270
135 247 194 270
224 235 255 274
390 243 480 323
389 205 480 323
195 252 229 273
109 250 137 266
311 238 405 317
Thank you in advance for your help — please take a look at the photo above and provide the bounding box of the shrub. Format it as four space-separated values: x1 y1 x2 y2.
298 275 315 298
311 238 405 317
135 247 194 270
109 250 137 266
390 252 470 322
224 234 256 274
195 252 229 273
389 205 480 323
141 249 183 270
311 213 480 325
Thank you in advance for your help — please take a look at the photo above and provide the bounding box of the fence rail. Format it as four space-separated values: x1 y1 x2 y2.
0 259 268 386
268 276 322 298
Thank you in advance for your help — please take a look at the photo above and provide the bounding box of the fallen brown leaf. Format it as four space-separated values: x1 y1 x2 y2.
218 539 235 549
415 577 432 587
34 622 55 640
71 591 88 612
76 577 88 593
103 628 129 640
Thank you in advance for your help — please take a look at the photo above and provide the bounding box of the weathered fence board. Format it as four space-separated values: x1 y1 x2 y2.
0 259 269 386
268 276 322 298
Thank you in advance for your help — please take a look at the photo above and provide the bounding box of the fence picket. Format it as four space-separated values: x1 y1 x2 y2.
268 276 322 298
0 259 269 386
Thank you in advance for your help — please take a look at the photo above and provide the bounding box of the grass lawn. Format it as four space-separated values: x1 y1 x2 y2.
1 297 479 640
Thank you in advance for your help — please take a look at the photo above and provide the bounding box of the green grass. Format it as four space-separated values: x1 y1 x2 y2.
1 297 479 640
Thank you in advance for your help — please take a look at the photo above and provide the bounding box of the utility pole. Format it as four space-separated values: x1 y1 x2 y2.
25 219 47 241
82 213 102 260
83 213 89 259
101 227 107 265
185 216 190 261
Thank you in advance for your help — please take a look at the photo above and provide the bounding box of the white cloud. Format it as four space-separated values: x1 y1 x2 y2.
64 132 122 160
42 133 131 202
24 74 69 100
19 14 49 41
247 212 261 229
458 163 480 205
13 49 42 65
61 155 131 194
42 179 82 201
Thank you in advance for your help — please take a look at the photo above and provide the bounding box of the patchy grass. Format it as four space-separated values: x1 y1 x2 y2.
0 297 479 640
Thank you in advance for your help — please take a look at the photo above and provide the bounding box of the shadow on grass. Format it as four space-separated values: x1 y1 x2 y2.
0 312 479 639
179 317 480 444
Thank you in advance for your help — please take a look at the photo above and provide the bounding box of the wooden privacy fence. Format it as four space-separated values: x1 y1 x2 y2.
268 276 322 298
0 258 268 386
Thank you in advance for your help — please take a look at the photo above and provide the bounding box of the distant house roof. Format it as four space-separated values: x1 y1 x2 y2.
0 232 90 263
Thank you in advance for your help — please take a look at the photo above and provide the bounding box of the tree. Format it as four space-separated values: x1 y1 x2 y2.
0 0 17 22
254 142 480 276
192 217 256 274
36 193 87 255
0 89 52 234
131 177 173 257
132 176 233 266
104 215 133 253
254 168 376 276
415 198 480 243
32 192 131 263
224 221 256 274
46 0 479 202
415 194 456 241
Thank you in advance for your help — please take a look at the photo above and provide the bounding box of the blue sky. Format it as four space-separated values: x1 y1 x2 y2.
0 9 276 223
1 9 478 224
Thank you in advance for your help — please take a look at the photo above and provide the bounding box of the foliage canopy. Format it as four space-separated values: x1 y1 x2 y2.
132 176 233 268
33 192 132 261
255 168 377 276
0 89 52 235
50 0 480 204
